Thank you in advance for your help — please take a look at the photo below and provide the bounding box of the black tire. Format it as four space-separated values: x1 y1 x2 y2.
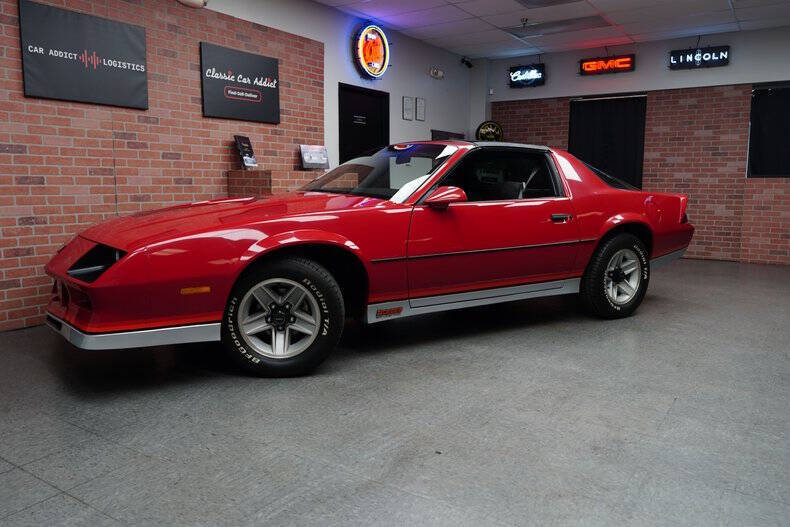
222 257 344 377
580 233 649 319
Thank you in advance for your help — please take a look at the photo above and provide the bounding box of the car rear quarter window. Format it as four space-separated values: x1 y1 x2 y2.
582 161 638 190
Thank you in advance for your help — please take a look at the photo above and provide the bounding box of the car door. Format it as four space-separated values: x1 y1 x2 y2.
406 147 580 303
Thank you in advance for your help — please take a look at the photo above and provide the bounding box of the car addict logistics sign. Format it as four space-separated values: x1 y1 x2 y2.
19 0 148 109
200 42 280 124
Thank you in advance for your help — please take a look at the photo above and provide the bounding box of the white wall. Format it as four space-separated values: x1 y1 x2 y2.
207 0 472 167
487 26 790 103
467 58 491 140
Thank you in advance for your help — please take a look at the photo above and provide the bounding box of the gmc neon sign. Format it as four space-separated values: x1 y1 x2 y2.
579 54 635 75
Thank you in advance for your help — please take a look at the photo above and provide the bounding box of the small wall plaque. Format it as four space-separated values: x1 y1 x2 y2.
234 135 257 169
299 145 329 169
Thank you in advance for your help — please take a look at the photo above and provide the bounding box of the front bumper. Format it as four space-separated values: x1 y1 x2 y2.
45 314 220 350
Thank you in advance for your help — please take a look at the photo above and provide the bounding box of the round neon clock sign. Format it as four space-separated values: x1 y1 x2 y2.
355 24 389 79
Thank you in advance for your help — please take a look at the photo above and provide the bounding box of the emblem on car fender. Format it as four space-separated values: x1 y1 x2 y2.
376 306 403 318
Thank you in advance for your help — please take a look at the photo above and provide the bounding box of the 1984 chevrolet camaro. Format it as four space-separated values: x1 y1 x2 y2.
46 141 694 376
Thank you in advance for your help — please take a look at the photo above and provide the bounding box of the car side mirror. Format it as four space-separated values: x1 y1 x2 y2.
424 186 467 210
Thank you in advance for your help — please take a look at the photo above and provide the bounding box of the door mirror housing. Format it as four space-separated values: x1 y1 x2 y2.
424 186 467 210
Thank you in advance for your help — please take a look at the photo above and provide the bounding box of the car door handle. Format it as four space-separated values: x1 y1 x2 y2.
550 213 572 223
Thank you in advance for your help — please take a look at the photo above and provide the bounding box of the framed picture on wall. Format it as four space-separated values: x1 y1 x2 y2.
415 97 425 121
402 96 414 120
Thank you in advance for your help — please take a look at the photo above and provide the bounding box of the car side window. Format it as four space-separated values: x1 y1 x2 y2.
440 149 558 202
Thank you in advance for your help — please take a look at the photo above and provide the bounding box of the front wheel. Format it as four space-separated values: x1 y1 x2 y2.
580 233 649 319
222 257 344 376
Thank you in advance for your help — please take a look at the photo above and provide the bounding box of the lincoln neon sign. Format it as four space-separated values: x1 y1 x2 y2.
669 46 729 70
579 54 635 75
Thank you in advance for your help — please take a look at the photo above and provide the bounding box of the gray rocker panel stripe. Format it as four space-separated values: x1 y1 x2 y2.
650 247 686 268
45 315 220 350
367 278 581 323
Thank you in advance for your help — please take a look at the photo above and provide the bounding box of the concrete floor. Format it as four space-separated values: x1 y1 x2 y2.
0 259 787 526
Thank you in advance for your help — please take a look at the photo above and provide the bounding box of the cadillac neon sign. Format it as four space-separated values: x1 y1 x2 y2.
355 24 389 79
509 63 546 88
579 54 635 75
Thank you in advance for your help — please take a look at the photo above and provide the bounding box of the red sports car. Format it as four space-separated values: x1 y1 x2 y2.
45 141 693 376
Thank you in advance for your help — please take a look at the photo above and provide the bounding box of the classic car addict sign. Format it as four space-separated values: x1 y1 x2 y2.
18 0 148 109
509 63 546 88
200 42 280 124
669 46 730 70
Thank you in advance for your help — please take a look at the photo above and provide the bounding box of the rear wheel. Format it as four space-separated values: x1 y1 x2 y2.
580 233 649 318
222 258 344 376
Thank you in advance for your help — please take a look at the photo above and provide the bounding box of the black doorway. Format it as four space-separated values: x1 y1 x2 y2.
339 83 389 163
568 95 647 188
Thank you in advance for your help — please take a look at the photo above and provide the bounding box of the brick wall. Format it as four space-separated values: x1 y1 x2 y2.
741 179 790 264
492 84 789 266
492 97 570 149
0 0 324 330
227 169 272 198
642 85 750 262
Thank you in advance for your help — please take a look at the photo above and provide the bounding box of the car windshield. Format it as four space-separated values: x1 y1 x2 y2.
582 161 638 190
301 144 458 202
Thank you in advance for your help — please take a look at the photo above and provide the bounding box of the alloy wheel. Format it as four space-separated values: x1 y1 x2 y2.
238 278 320 359
604 248 642 305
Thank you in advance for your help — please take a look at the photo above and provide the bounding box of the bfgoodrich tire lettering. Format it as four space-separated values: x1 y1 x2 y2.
222 257 344 376
580 233 649 319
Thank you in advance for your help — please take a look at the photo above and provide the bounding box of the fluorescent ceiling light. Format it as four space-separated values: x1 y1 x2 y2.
514 0 579 7
504 16 610 38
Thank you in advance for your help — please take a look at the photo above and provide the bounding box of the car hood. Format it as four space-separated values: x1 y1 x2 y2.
80 192 386 251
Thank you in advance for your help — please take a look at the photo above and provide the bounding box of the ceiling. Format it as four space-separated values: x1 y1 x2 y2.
313 0 790 58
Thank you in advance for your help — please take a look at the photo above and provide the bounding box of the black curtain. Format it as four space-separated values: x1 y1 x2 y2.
431 129 465 140
568 96 647 188
749 86 790 178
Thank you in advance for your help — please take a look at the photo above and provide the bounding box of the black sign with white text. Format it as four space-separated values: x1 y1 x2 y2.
509 63 546 88
669 46 730 70
19 0 148 109
200 42 280 124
